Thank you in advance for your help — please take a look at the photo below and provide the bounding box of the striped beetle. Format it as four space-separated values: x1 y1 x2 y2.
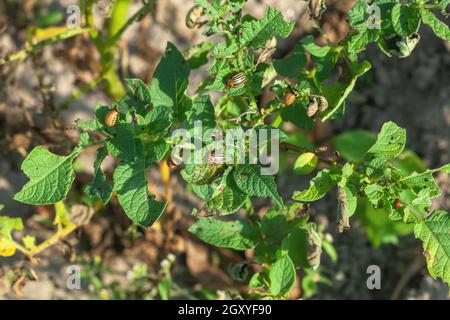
227 72 246 89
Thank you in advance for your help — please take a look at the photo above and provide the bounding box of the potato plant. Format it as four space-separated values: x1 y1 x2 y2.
1 0 450 299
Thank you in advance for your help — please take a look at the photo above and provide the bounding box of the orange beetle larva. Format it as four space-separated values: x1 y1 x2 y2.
283 91 297 106
227 72 246 88
393 199 402 209
104 108 120 127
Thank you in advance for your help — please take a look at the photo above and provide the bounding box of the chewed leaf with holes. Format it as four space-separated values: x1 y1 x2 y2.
84 147 112 204
188 217 257 250
414 210 450 285
367 121 406 157
14 147 79 205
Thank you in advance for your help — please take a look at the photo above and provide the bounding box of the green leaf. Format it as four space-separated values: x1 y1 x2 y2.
332 130 377 162
149 42 190 112
348 0 368 27
414 210 450 285
186 95 216 133
421 8 450 41
357 198 414 247
125 79 151 113
280 102 314 130
144 140 171 164
314 51 340 83
106 124 138 162
181 163 226 185
240 7 294 49
0 216 23 240
191 183 215 201
391 3 421 36
321 60 371 120
22 235 37 251
364 184 384 206
232 164 283 207
54 201 71 229
14 147 79 205
260 203 305 242
437 0 450 13
281 228 309 268
248 272 264 289
400 171 441 198
142 106 174 136
84 147 112 204
391 150 427 176
157 279 171 300
205 186 247 215
293 168 339 202
293 153 318 175
269 253 296 296
273 42 307 78
301 35 330 57
346 0 381 57
0 216 23 257
184 41 215 70
204 173 247 215
188 217 257 250
367 121 406 157
113 158 166 227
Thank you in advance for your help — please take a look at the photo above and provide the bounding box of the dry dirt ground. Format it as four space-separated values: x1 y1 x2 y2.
0 0 449 299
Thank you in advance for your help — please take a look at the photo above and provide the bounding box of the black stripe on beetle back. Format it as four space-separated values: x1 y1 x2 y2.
232 72 246 85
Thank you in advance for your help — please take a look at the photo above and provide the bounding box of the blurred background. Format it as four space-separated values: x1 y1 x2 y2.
0 0 449 299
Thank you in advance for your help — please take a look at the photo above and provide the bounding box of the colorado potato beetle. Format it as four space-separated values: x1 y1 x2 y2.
283 90 297 106
186 5 205 29
104 108 120 127
227 72 246 88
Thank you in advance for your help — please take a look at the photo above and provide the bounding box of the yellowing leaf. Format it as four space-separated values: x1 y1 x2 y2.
0 238 16 257
294 153 318 175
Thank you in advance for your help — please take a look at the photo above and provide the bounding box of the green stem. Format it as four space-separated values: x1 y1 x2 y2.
0 28 89 65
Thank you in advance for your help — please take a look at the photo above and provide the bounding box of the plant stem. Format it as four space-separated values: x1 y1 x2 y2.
0 28 89 65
